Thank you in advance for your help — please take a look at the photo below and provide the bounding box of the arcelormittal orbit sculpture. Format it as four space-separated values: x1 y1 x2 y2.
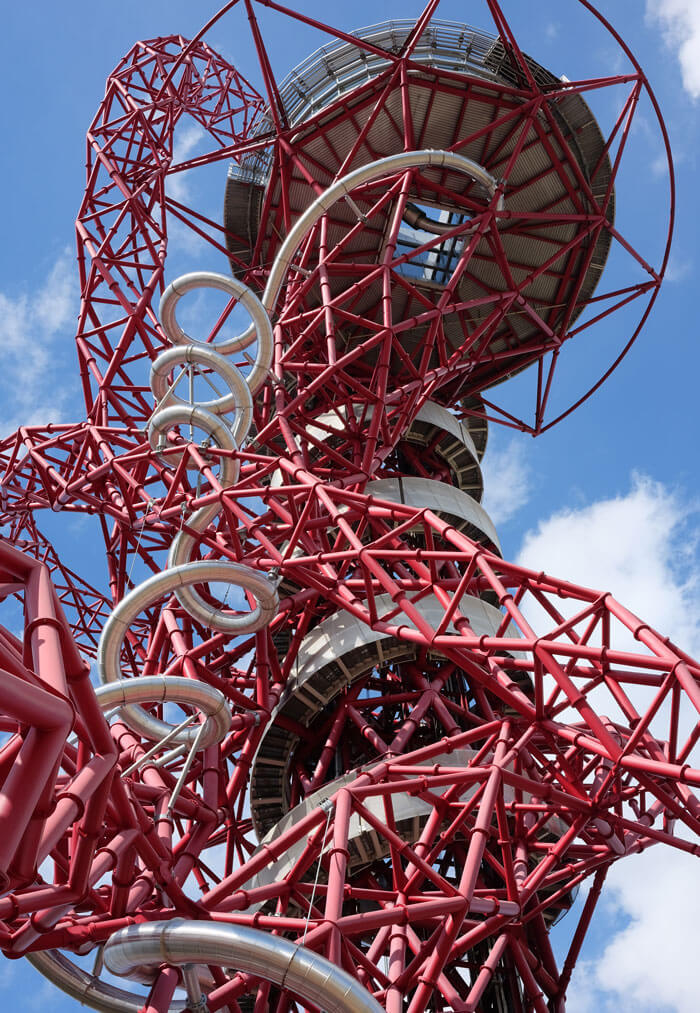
0 2 697 1010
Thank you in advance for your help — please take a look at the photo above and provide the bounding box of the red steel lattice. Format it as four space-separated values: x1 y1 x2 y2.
0 3 695 1012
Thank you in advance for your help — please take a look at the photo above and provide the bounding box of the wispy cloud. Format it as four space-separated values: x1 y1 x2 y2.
164 122 217 265
664 250 693 282
481 437 531 525
0 250 80 435
646 0 700 100
166 121 206 204
517 473 700 1012
545 22 559 42
516 472 700 654
565 845 700 1012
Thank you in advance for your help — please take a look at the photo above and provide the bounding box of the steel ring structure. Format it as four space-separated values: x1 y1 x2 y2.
0 2 696 1012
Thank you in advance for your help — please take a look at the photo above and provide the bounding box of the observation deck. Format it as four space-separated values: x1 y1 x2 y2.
364 477 500 551
225 19 615 392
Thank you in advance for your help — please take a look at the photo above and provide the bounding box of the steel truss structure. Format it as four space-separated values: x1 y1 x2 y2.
0 2 697 1011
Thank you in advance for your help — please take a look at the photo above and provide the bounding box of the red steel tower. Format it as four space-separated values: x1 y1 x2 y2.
0 2 697 1011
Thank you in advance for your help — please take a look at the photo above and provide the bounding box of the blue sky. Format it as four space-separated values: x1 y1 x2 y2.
0 1 698 1009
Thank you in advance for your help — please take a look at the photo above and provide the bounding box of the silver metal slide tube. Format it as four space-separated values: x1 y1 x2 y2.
97 267 279 739
27 950 188 1013
262 148 503 324
94 675 231 749
103 920 385 1013
97 561 277 742
90 151 499 1011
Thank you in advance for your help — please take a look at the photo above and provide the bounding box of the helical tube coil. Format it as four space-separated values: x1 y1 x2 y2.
77 149 502 1012
97 272 279 745
96 150 500 744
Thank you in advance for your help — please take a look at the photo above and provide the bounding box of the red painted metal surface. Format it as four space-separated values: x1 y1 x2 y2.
0 2 695 1011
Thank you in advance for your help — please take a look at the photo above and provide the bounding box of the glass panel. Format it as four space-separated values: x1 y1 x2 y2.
395 205 470 285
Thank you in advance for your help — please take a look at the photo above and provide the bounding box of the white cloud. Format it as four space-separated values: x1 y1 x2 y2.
646 0 700 100
664 250 693 282
517 475 700 1012
0 253 73 353
565 846 700 1012
516 473 700 655
163 122 217 265
545 22 559 42
0 251 80 435
166 122 205 204
481 438 531 525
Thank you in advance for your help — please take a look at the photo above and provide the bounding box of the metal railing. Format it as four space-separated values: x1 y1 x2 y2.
228 19 558 187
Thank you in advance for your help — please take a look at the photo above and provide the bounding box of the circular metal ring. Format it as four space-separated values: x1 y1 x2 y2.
94 674 232 748
158 271 273 396
98 561 278 741
27 950 188 1013
147 401 241 478
150 343 253 430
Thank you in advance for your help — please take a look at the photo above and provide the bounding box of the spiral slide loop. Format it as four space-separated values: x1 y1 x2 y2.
94 675 232 749
97 271 278 742
97 152 496 744
158 271 273 395
104 920 384 1013
234 148 503 348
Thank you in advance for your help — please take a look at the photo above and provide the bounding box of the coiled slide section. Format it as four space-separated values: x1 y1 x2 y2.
79 150 502 1012
96 148 500 746
97 271 279 745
